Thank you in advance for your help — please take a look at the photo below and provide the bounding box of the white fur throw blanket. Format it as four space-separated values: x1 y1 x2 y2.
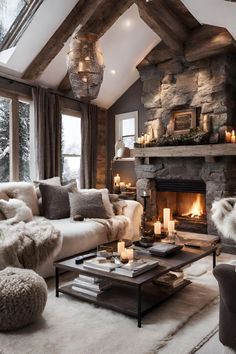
0 218 62 271
91 215 130 241
211 197 236 240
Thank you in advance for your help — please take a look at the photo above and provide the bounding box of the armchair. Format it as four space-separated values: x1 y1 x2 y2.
213 264 236 350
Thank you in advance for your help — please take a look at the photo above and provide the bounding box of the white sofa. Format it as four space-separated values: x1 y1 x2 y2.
0 182 143 278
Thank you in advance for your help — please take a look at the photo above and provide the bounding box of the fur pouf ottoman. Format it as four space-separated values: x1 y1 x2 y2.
0 267 47 331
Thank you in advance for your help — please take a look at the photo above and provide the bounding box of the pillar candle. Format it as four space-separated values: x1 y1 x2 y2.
117 241 125 256
126 248 134 261
120 182 125 189
121 250 128 261
231 130 235 143
114 173 120 186
154 221 162 235
138 137 142 144
163 208 170 230
168 220 175 232
225 131 231 143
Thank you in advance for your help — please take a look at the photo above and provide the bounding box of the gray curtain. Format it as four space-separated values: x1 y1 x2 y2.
79 103 98 189
32 87 61 180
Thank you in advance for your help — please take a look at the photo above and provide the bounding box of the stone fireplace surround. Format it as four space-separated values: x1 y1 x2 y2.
134 48 236 253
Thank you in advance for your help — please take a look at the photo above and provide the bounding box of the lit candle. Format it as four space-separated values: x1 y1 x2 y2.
117 241 125 256
126 248 134 261
78 62 83 72
121 249 128 261
168 220 175 232
225 131 231 143
114 173 120 187
163 208 170 230
120 182 125 189
231 130 235 143
146 134 151 143
140 135 144 144
154 221 162 235
138 137 142 144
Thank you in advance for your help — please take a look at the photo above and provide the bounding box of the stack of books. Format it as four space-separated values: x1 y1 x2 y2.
72 274 111 297
83 257 120 272
153 271 185 288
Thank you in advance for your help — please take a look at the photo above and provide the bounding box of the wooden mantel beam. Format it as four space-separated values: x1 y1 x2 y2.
185 25 236 62
22 0 104 82
58 0 135 93
135 0 188 56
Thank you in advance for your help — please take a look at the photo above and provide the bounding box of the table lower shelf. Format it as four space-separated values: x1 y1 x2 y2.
58 279 191 319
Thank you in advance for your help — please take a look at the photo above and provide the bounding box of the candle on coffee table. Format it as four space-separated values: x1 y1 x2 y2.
168 220 175 232
163 208 170 230
126 248 134 261
117 241 125 256
154 221 162 236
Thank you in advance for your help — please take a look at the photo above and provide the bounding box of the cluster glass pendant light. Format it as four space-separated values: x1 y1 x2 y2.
67 28 104 101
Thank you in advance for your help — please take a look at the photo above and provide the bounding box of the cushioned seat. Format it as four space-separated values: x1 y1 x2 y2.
0 267 47 331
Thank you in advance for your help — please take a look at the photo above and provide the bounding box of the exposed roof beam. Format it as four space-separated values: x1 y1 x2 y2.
58 0 135 92
185 25 236 62
135 0 188 56
22 0 104 82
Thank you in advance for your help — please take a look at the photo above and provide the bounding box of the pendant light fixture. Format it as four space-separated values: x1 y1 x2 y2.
67 28 104 101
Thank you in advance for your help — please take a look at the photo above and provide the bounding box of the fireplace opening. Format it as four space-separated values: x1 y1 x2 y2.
156 179 207 233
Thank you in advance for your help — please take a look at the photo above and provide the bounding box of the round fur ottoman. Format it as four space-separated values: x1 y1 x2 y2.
0 267 47 331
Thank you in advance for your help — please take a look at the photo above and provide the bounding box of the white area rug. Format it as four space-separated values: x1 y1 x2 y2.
0 253 235 354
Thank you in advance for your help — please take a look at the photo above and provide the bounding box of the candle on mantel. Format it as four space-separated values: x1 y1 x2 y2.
168 220 175 232
154 221 162 236
126 248 134 261
225 131 231 143
117 241 125 256
231 130 235 143
163 208 171 230
138 137 142 144
114 173 120 186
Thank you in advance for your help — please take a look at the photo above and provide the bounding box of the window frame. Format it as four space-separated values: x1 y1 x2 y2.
0 0 43 51
0 89 34 181
115 111 138 149
61 108 82 183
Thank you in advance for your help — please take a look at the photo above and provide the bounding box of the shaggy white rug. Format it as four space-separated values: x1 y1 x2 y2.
0 253 235 354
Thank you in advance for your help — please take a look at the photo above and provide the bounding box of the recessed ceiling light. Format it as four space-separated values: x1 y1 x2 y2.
111 70 116 75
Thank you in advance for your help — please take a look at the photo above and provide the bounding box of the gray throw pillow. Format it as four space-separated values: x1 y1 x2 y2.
39 182 77 219
69 192 109 219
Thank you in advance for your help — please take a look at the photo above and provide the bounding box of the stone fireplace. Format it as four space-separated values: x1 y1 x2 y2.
134 46 236 253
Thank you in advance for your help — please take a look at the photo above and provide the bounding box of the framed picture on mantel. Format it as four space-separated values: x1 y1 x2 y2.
170 109 196 135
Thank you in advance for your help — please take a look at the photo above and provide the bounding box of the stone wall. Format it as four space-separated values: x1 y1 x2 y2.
138 52 236 138
135 49 236 253
96 108 107 189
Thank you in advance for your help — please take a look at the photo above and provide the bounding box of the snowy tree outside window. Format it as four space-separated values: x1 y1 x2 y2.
0 0 26 44
61 114 81 186
19 100 30 181
0 96 10 182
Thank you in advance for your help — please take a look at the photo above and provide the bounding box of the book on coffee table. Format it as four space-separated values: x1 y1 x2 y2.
113 259 159 277
153 271 184 288
83 257 120 272
149 243 183 257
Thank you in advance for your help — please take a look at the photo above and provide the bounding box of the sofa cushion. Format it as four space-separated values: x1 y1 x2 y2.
34 176 61 215
0 182 39 215
39 182 77 219
0 199 33 224
78 188 114 218
69 192 108 219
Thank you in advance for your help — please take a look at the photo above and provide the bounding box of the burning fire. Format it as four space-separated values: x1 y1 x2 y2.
183 194 204 219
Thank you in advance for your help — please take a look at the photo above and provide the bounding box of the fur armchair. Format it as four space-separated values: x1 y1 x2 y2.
213 264 236 350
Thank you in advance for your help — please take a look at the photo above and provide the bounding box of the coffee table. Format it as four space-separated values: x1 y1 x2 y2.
54 239 217 328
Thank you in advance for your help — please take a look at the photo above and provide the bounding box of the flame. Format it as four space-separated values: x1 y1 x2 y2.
183 194 204 219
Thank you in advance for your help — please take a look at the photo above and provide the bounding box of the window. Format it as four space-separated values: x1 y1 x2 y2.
115 111 138 149
0 92 33 182
0 0 43 51
61 111 81 185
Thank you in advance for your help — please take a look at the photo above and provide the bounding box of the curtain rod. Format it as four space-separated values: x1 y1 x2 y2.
0 72 85 104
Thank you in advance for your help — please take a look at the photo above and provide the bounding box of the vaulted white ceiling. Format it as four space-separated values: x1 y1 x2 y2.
0 0 235 109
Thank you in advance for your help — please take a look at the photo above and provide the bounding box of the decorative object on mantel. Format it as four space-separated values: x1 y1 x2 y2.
67 29 104 100
225 129 236 143
168 109 196 135
114 140 125 157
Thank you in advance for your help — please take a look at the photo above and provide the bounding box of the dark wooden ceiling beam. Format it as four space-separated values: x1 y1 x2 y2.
135 0 188 56
185 25 236 62
22 0 104 82
58 0 135 92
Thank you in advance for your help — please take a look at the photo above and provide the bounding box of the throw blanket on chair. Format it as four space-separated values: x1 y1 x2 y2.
211 197 236 240
0 218 62 271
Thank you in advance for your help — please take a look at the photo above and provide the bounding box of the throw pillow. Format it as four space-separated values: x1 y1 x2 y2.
0 198 33 224
34 176 61 215
0 182 39 215
39 181 78 219
112 199 128 215
69 192 108 219
78 188 115 218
